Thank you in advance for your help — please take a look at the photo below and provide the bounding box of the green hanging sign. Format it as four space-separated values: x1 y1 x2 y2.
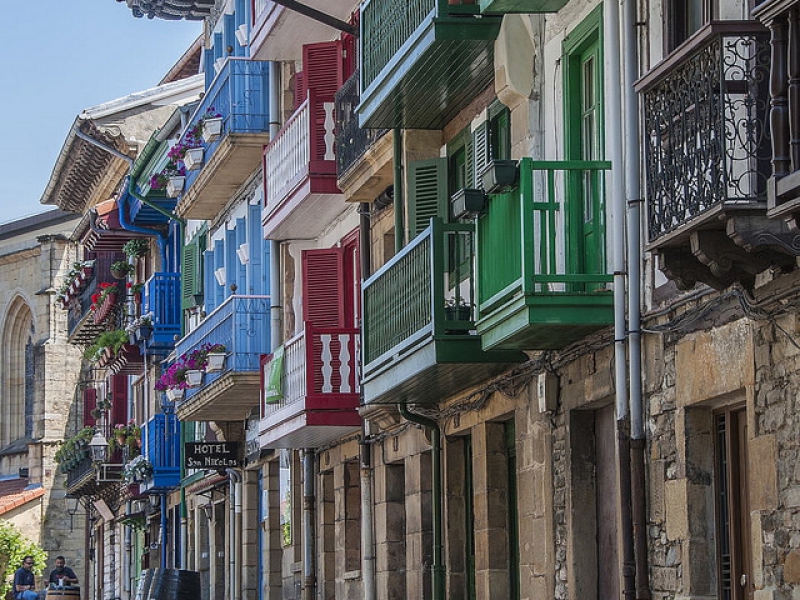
263 345 284 404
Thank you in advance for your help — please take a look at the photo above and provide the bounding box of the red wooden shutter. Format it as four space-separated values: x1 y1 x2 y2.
294 71 306 109
302 41 345 98
110 374 128 426
83 388 97 428
302 248 345 328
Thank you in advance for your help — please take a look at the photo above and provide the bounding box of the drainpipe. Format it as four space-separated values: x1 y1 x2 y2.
393 129 404 252
605 0 637 597
622 0 649 594
160 495 168 569
269 61 283 355
302 450 316 600
358 204 376 600
226 468 242 600
397 404 443 600
124 504 132 598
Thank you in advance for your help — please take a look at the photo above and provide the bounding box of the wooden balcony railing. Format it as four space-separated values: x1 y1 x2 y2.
262 323 359 417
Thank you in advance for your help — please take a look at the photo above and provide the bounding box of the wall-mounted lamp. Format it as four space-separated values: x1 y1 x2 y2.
88 430 108 463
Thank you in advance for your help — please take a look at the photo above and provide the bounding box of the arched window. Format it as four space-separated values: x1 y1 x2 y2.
2 297 34 446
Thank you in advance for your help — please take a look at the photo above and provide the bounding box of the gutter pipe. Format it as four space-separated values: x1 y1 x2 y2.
227 468 243 600
359 202 376 600
302 451 316 600
269 62 283 354
622 0 649 594
605 0 637 597
393 129 404 252
397 404 444 600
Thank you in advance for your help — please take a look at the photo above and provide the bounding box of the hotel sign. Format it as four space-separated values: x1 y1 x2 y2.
185 442 241 470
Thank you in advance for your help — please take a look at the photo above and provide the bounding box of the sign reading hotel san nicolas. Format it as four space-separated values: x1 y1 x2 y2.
185 442 241 470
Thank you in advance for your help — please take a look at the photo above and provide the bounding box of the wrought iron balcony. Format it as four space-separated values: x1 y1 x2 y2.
475 159 614 350
334 69 392 202
260 323 361 449
358 0 501 129
262 90 343 240
174 294 271 422
139 413 181 495
141 272 182 356
65 451 124 500
176 58 271 219
637 22 797 288
361 219 524 406
67 254 125 345
754 0 800 219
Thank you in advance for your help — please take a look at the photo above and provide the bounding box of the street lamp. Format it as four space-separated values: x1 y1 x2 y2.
88 430 108 463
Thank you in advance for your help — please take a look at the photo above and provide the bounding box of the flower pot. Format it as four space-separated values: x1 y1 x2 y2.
111 268 129 280
166 176 185 198
136 324 153 341
185 369 204 387
184 147 204 170
202 117 223 143
166 388 185 402
205 352 226 372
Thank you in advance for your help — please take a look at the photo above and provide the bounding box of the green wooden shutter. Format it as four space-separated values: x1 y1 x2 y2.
181 231 206 311
408 157 448 238
472 121 489 189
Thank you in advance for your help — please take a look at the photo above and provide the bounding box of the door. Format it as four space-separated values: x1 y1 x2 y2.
563 7 605 282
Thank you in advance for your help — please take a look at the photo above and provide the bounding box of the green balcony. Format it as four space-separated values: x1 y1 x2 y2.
358 0 502 129
478 0 569 13
361 219 524 406
476 159 614 350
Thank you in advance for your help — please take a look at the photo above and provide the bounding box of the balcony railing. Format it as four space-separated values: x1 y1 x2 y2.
335 69 388 179
142 272 181 355
67 254 124 344
637 22 771 243
475 159 614 350
65 451 124 497
753 0 800 211
177 58 271 218
173 295 270 420
140 413 180 494
263 323 359 417
363 219 476 367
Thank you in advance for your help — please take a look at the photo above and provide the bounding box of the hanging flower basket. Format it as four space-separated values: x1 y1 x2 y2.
205 352 226 372
185 369 204 387
184 147 205 171
202 117 223 143
166 388 185 402
166 176 185 198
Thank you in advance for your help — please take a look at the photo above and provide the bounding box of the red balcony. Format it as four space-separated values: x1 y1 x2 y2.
259 323 361 449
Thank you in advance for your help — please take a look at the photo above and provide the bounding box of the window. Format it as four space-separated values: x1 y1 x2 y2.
667 0 712 51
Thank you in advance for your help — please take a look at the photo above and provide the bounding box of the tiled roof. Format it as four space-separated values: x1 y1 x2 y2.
118 0 214 20
0 480 45 516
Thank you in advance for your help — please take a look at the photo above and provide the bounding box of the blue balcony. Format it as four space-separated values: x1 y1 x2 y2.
173 294 271 422
176 59 271 219
141 272 182 356
140 413 181 495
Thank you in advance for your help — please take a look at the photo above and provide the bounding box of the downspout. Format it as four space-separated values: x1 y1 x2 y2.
269 62 283 355
359 202 376 600
397 404 443 600
124 504 132 598
605 0 637 597
160 495 168 569
393 129 405 252
226 468 243 600
302 450 316 600
622 0 649 595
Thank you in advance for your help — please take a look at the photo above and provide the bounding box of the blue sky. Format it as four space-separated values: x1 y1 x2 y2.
0 2 202 224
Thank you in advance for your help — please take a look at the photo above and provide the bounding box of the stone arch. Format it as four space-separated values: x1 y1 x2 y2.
1 296 35 446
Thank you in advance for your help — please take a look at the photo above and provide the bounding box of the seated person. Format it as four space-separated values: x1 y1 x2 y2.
13 556 37 600
47 557 78 587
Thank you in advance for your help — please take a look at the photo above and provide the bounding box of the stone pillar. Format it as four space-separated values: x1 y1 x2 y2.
405 450 432 600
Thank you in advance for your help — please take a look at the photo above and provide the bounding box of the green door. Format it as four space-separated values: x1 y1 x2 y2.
564 6 604 282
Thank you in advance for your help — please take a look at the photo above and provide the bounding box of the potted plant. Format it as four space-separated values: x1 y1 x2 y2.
110 260 133 279
201 107 223 142
444 297 472 334
202 343 227 372
122 238 149 259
